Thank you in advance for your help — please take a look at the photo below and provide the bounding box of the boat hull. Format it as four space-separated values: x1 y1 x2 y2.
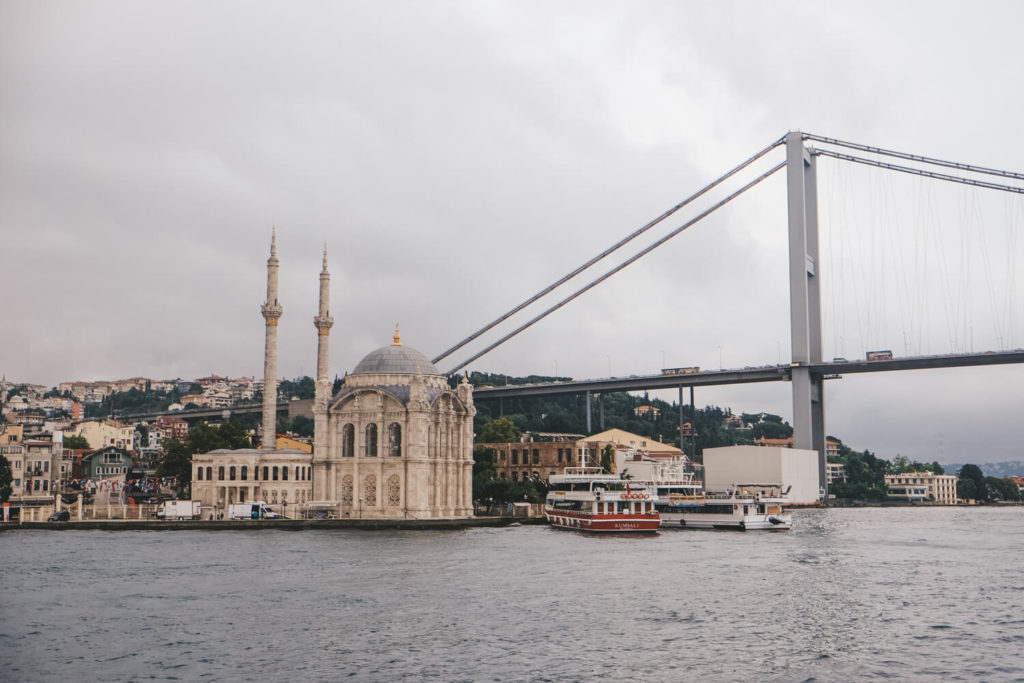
545 509 660 532
659 510 792 531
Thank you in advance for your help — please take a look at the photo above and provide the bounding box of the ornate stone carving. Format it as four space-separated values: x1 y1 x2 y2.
364 475 377 506
342 475 353 505
387 475 401 506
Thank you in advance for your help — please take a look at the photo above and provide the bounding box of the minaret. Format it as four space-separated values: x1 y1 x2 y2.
312 243 334 466
260 228 283 450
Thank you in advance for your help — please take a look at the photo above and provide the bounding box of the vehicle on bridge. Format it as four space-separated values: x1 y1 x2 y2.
661 366 700 376
866 350 894 361
545 468 659 532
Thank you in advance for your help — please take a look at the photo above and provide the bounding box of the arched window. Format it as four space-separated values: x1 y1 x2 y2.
272 466 279 481
196 467 203 481
262 466 269 481
282 466 289 481
342 424 355 457
388 423 402 457
364 475 377 505
206 466 212 480
229 466 236 480
365 424 378 457
342 475 354 505
511 472 518 482
241 466 248 481
218 466 225 481
387 475 401 506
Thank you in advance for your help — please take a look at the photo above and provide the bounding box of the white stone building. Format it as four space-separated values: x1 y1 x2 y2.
191 235 474 519
67 419 135 450
312 336 475 518
884 471 958 504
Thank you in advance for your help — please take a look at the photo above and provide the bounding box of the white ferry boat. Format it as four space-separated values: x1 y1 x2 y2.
545 467 660 532
655 483 793 531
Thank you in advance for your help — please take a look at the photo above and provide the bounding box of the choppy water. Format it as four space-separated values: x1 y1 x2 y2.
2 507 1023 682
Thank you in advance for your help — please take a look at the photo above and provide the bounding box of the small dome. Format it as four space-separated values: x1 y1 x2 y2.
352 344 440 376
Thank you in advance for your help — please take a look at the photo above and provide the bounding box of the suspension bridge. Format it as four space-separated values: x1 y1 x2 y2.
431 131 1024 492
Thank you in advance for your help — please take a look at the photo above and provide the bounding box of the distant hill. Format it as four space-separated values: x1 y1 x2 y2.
944 461 1024 477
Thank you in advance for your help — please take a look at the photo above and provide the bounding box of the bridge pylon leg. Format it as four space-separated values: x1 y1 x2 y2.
586 391 592 434
787 131 828 497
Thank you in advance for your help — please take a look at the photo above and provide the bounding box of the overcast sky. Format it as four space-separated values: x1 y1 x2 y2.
2 1 1022 465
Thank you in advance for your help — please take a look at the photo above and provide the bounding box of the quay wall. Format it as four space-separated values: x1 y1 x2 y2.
0 516 526 532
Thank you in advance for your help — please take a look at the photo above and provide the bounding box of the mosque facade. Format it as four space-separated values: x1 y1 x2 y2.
191 235 475 519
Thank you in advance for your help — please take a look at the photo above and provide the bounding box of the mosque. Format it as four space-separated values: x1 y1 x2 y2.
190 233 476 519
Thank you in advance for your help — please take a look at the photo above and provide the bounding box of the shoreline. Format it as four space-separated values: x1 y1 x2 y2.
0 516 547 532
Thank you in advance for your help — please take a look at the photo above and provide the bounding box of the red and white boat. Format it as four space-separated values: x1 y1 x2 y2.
545 467 660 532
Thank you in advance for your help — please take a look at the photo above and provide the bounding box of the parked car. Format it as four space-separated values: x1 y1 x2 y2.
48 510 70 522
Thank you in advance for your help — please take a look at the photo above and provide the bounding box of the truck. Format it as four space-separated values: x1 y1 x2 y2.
156 500 202 520
228 501 282 520
662 366 700 376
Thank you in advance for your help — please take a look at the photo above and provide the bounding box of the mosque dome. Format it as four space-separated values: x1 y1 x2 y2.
351 328 440 376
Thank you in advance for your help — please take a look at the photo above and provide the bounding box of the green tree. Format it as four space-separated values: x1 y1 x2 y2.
156 437 193 499
957 464 988 502
290 415 314 438
278 376 315 400
477 416 519 443
600 443 614 473
63 434 91 450
987 476 1021 502
0 454 12 503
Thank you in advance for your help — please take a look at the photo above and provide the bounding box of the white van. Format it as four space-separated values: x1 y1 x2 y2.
228 501 281 520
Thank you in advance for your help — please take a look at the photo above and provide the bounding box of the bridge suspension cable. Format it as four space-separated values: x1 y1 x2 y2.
431 134 788 365
804 133 1024 182
813 148 1024 194
444 160 787 375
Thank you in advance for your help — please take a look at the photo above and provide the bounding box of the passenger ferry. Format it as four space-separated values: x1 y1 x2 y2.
655 483 793 531
545 467 660 532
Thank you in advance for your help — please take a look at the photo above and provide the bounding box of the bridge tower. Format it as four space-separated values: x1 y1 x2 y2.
260 228 283 449
786 132 826 491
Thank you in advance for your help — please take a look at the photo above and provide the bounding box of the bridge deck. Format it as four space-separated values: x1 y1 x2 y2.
473 350 1024 398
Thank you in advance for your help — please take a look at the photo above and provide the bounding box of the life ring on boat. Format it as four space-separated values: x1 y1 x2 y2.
733 504 738 511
